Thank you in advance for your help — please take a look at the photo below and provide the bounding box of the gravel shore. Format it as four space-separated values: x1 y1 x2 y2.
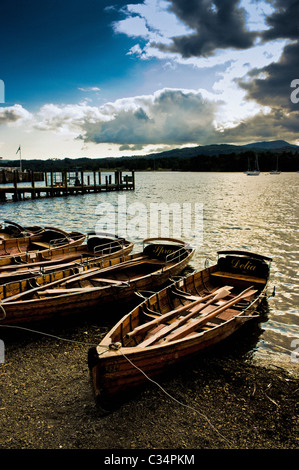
0 303 298 453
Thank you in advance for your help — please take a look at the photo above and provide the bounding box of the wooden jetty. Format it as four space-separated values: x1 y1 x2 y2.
0 169 44 184
0 170 135 202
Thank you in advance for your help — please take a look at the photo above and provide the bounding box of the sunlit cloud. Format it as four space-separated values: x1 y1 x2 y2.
0 104 33 126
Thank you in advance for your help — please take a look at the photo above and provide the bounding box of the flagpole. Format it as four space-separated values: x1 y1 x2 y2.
16 145 22 172
19 145 22 172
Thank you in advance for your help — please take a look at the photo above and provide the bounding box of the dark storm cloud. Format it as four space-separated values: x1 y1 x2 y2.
237 0 299 137
239 41 299 111
219 107 299 143
262 0 299 41
155 0 258 57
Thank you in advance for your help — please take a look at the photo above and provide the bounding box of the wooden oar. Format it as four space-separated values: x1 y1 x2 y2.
0 255 148 303
0 266 103 303
162 286 257 344
139 286 256 347
63 255 148 285
38 287 102 295
127 286 233 339
139 288 236 347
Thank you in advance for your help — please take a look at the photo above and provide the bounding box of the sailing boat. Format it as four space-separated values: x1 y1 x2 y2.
245 154 260 175
270 156 280 174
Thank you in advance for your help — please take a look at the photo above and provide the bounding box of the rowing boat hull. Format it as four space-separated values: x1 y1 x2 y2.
0 227 44 241
88 250 272 406
0 230 86 266
0 238 134 283
0 288 113 323
0 240 194 324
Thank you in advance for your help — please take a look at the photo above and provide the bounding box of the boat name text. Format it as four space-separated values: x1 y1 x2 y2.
230 259 256 272
152 245 177 257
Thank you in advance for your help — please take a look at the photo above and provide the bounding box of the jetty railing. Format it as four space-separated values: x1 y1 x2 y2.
0 169 135 202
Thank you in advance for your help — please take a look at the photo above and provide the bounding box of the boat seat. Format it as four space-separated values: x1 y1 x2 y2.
91 277 124 285
38 287 100 295
211 271 266 284
142 323 167 341
30 242 51 249
171 290 202 302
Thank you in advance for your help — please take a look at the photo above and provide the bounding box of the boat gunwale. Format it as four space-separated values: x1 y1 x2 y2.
97 283 267 357
1 247 194 304
97 253 271 355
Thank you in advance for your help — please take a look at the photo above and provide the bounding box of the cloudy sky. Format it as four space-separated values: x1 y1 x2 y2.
0 0 298 160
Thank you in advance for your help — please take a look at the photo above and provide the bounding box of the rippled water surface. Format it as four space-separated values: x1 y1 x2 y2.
1 171 298 370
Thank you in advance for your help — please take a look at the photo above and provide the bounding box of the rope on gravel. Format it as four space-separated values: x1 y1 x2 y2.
0 323 232 447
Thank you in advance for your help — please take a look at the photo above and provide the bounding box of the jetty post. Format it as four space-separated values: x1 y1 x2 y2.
0 169 135 202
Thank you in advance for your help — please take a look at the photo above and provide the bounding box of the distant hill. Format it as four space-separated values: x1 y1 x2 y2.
141 140 299 160
244 140 298 150
1 140 298 172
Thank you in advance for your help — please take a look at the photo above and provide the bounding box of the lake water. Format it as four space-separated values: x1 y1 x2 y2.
0 171 298 370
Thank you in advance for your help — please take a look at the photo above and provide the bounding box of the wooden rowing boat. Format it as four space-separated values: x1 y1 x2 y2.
0 233 133 282
0 238 194 324
0 220 44 240
0 226 86 266
88 250 272 407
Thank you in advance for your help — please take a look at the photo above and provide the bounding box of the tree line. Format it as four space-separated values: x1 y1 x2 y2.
1 150 298 172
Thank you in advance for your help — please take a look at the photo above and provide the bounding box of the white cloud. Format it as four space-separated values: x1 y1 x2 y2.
211 39 288 127
26 88 218 148
114 0 193 50
78 87 101 92
34 102 111 135
113 15 150 39
0 104 33 126
239 0 275 32
79 88 219 147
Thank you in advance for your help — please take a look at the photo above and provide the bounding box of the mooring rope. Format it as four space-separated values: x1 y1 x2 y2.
0 323 232 446
118 348 232 447
0 324 98 346
0 304 6 321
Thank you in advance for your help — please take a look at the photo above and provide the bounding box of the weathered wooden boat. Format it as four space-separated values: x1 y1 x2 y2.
0 238 194 324
88 250 272 407
0 233 133 282
0 220 44 240
0 226 86 266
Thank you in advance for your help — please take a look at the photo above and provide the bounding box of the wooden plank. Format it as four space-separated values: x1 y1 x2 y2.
30 242 51 249
163 287 257 343
38 287 100 295
0 266 102 303
211 271 266 284
137 287 234 347
127 286 233 340
91 277 124 285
